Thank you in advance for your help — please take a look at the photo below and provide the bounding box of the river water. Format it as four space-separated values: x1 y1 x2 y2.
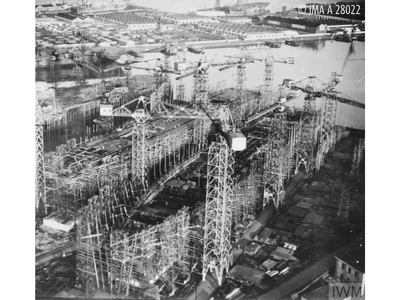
129 40 365 129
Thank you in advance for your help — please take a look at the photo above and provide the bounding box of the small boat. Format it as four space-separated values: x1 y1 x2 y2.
187 46 203 54
285 40 300 47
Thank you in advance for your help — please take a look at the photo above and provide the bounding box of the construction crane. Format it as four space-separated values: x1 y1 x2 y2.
36 95 48 214
292 72 365 173
292 73 365 109
97 95 206 204
200 102 246 286
99 96 152 202
240 49 294 104
219 49 261 128
98 87 246 284
129 57 181 113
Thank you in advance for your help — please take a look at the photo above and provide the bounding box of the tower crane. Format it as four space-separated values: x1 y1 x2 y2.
99 96 152 203
199 102 246 286
219 49 260 128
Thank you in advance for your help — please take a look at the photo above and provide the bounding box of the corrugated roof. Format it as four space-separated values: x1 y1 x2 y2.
56 13 81 21
101 12 156 25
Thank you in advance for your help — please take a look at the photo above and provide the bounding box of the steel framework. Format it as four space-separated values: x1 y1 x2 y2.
176 79 186 102
36 95 46 212
77 199 194 299
295 94 319 173
262 56 274 108
131 123 149 193
44 114 210 217
192 56 209 104
262 113 289 208
232 164 261 224
202 141 235 285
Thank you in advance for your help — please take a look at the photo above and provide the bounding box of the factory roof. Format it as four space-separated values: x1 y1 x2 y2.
100 12 156 24
56 13 85 21
37 4 63 8
265 15 351 27
201 22 281 34
224 16 252 20
163 13 210 20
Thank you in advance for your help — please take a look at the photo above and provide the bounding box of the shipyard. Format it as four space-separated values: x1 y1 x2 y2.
33 1 365 300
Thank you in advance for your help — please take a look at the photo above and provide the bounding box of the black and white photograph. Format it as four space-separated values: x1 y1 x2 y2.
31 1 367 299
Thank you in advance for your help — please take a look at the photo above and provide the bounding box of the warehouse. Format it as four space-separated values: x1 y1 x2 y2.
160 13 216 25
95 12 158 31
263 16 354 33
198 22 298 40
55 13 95 27
219 16 253 24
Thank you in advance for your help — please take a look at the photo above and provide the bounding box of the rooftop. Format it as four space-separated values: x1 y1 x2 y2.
336 247 365 273
202 22 281 34
162 13 210 20
264 15 356 27
56 13 86 21
100 12 156 24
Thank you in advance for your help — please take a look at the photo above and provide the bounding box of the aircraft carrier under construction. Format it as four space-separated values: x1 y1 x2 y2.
35 7 365 299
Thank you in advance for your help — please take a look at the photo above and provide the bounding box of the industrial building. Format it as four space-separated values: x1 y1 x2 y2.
219 2 270 16
159 13 217 25
196 9 226 17
35 3 69 14
55 13 95 27
219 16 253 24
335 249 365 290
263 16 356 33
95 12 158 31
198 22 298 40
